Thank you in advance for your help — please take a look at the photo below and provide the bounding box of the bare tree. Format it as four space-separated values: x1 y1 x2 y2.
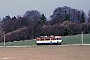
88 10 90 22
50 6 86 24
24 10 41 21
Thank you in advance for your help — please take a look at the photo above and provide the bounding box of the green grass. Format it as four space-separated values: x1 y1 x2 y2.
0 40 36 46
0 34 90 46
83 34 90 44
62 34 90 45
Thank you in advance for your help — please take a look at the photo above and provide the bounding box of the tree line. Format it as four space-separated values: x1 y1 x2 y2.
0 6 90 42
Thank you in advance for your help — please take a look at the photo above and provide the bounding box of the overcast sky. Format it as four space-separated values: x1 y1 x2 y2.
0 0 90 18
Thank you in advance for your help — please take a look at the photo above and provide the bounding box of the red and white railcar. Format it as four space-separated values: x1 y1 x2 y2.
36 36 62 45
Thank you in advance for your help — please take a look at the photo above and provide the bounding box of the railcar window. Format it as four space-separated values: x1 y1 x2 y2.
41 39 44 41
46 39 50 40
56 38 61 40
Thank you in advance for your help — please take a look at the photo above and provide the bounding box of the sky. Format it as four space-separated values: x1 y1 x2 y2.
0 0 90 19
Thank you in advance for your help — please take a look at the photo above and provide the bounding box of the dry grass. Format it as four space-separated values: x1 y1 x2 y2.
0 45 90 60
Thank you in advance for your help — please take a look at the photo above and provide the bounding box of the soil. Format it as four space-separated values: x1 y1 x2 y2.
0 45 90 60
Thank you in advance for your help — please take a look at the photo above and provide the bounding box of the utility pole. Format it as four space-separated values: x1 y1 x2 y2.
4 35 6 47
81 32 83 45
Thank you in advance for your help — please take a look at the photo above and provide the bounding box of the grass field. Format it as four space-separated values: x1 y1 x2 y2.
0 34 90 46
0 40 36 46
62 34 90 44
